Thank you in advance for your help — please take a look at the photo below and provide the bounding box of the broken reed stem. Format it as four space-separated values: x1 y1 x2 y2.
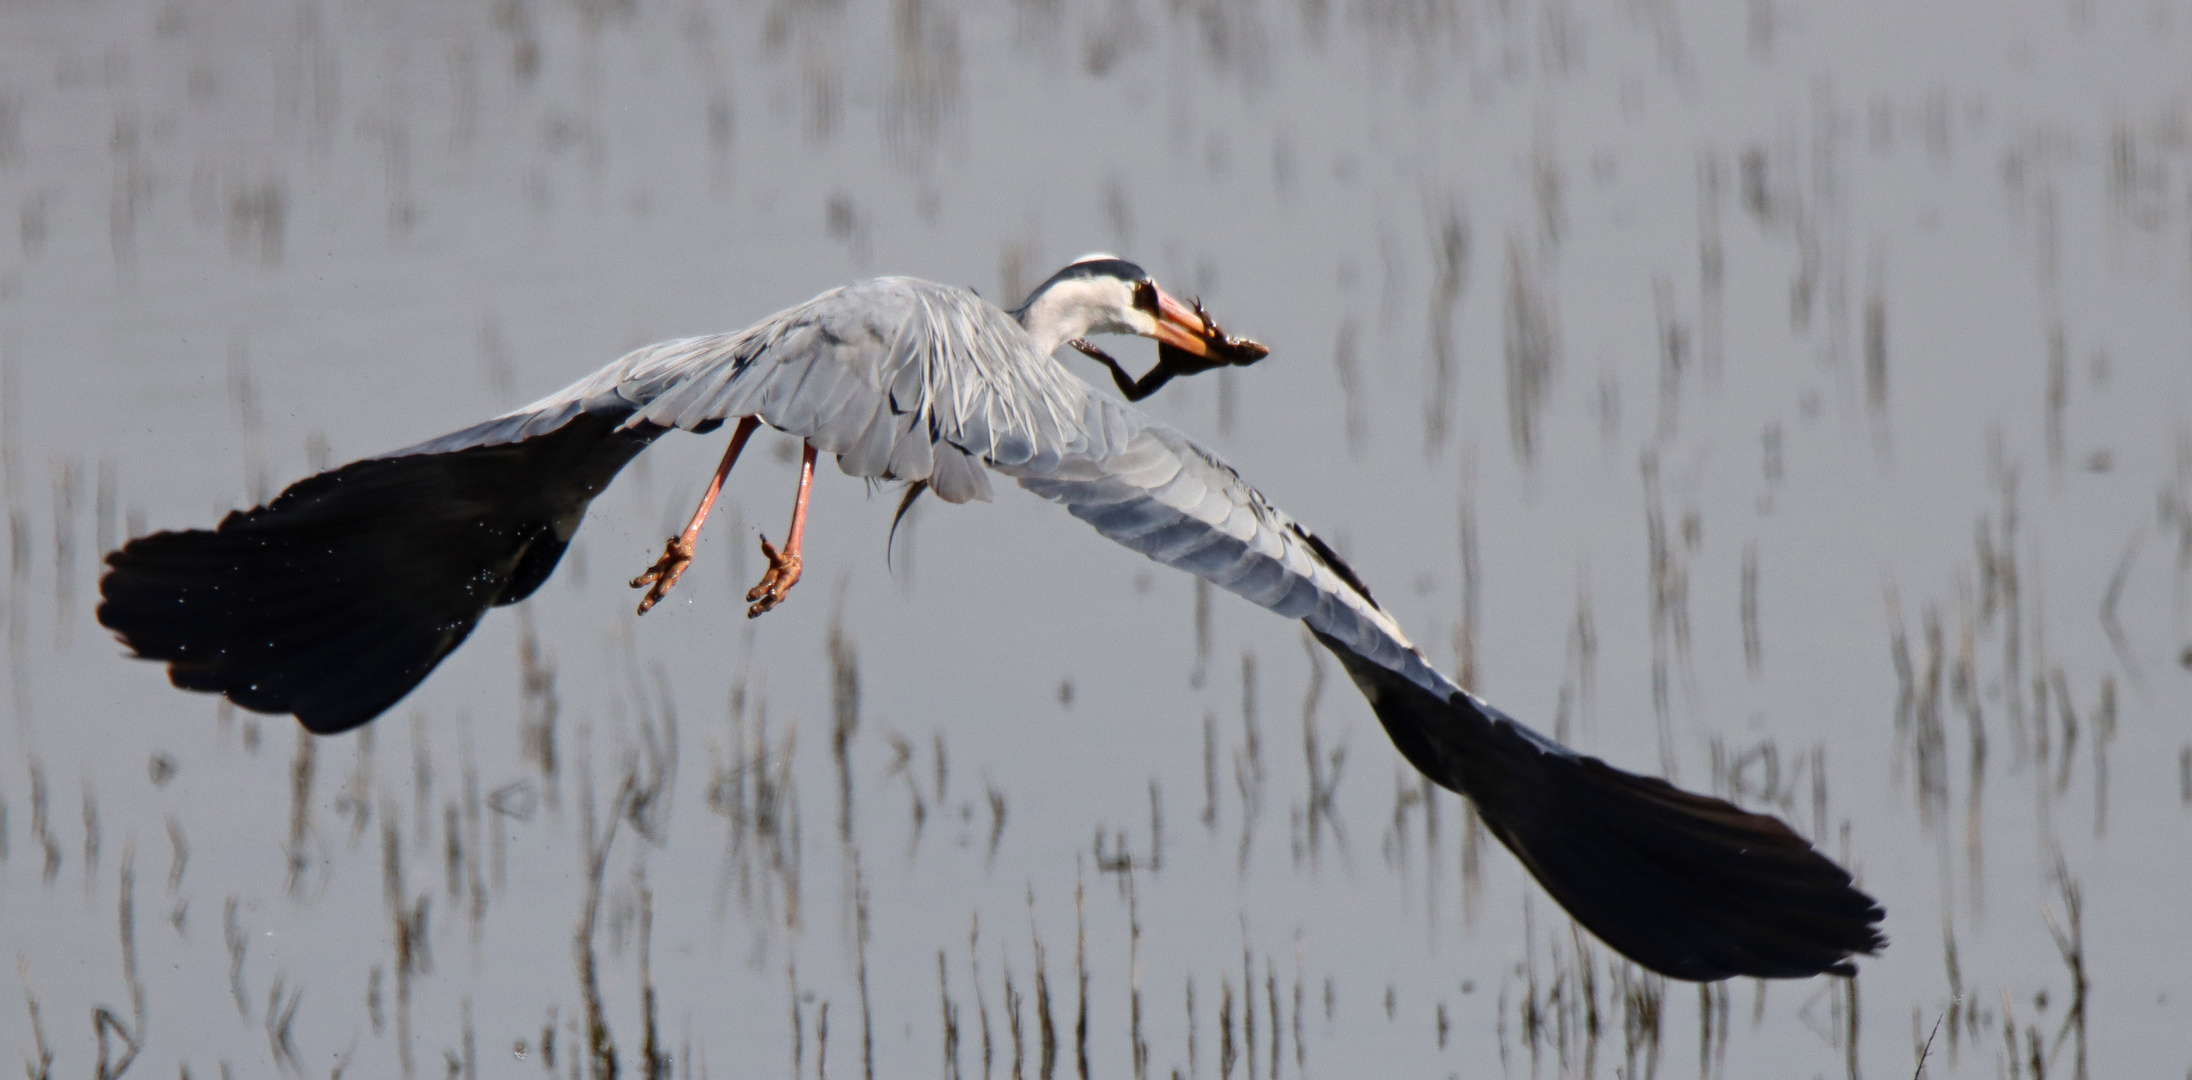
1220 979 1236 1080
941 950 962 1080
791 961 805 1080
575 732 634 1080
1186 978 1199 1080
1006 954 1026 1080
856 862 875 1080
1129 872 1146 1080
382 797 418 1080
974 916 993 1079
1076 872 1090 1080
640 881 666 1080
288 730 315 898
1030 889 1058 1080
1240 926 1255 1080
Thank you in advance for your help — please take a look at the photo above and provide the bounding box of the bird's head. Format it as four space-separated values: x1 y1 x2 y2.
1012 254 1269 370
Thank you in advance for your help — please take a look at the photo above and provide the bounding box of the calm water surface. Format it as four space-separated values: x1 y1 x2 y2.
2 0 2189 1076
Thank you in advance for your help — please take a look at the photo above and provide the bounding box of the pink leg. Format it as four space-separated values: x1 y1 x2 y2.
630 416 762 614
745 442 817 618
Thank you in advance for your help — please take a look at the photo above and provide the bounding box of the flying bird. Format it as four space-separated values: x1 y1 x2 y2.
98 254 1884 982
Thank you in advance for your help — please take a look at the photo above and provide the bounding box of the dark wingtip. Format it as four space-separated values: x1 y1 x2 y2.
1313 629 1886 981
97 518 479 736
1527 754 1888 980
97 413 655 735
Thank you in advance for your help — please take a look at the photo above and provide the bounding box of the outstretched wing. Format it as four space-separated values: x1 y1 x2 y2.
1005 395 1428 683
400 278 1096 505
99 414 658 734
1005 401 1887 981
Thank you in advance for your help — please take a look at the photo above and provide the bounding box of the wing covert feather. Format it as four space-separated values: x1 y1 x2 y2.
999 400 1435 693
399 279 1091 493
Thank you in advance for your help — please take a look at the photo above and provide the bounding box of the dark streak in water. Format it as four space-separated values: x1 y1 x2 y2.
1740 543 1762 679
1863 254 1887 422
226 896 250 1020
639 881 667 1080
1029 889 1057 1080
1299 634 1344 868
941 949 962 1079
856 859 875 1080
1331 318 1366 458
1236 653 1263 870
1698 152 1725 380
973 916 994 1079
831 617 861 845
1076 872 1089 1080
288 729 315 898
1423 204 1470 457
1202 710 1218 833
517 606 561 814
1502 240 1557 466
29 758 58 883
574 737 621 1080
79 770 98 896
1454 455 1479 694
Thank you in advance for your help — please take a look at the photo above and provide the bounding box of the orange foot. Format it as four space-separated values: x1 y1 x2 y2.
629 536 696 615
744 534 803 618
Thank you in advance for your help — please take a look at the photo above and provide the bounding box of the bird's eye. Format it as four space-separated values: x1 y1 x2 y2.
1132 279 1160 314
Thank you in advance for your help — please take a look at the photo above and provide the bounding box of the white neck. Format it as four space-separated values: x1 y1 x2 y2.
1014 276 1144 355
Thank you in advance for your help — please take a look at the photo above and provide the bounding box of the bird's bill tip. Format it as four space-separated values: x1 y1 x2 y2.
1149 287 1270 364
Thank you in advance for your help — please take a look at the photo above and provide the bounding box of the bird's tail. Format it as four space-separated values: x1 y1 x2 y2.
1314 631 1886 981
99 414 657 735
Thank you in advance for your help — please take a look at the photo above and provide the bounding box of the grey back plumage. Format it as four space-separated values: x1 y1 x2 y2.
393 274 1446 700
400 278 1096 504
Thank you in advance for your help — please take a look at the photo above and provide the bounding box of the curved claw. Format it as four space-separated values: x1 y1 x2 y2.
745 534 804 618
630 536 696 615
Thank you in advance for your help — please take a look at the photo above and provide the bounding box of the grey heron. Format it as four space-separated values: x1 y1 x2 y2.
98 254 1884 982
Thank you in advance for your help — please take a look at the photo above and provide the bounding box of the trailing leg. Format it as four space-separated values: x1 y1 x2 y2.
631 416 762 614
746 441 817 618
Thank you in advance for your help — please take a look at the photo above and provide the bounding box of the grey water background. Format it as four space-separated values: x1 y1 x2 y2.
2 0 2190 1075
